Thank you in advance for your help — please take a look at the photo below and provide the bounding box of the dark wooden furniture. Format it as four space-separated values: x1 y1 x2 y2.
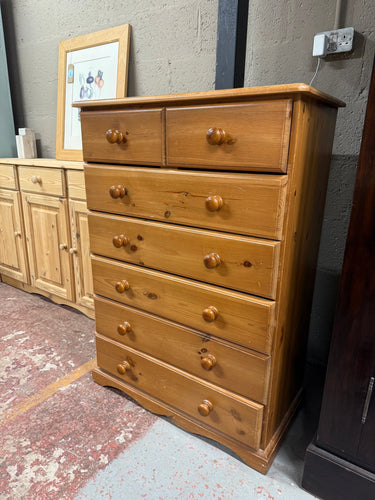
76 84 342 473
302 58 375 499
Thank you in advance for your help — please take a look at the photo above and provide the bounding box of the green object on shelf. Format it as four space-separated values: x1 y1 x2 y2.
0 8 17 157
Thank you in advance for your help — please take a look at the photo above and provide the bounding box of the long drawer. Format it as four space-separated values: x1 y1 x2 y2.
91 255 274 354
81 109 164 166
96 333 264 449
95 296 270 403
89 213 280 298
84 165 287 239
166 100 292 172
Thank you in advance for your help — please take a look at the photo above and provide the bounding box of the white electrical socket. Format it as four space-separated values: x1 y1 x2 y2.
313 27 354 57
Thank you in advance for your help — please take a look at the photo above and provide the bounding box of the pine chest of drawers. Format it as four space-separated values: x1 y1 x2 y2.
77 84 343 473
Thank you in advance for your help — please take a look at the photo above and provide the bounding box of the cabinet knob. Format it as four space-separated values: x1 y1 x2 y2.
109 185 127 199
205 195 223 212
113 234 129 248
106 129 127 144
198 400 213 416
14 231 21 237
69 248 78 254
201 354 217 371
31 175 42 184
203 252 222 268
59 243 68 250
117 321 132 335
117 360 131 374
202 306 219 322
115 280 130 293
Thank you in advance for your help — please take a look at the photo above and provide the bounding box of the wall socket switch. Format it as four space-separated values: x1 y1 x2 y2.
313 27 354 57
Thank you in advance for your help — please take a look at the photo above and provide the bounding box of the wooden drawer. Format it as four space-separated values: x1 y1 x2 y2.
95 296 270 403
91 255 275 354
96 333 264 449
89 213 280 298
81 109 164 166
18 166 65 196
0 164 17 190
85 165 287 239
166 100 292 172
66 170 86 200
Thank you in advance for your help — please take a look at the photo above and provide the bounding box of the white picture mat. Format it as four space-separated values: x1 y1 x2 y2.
64 41 119 150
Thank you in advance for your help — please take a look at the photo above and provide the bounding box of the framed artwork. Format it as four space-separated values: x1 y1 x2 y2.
56 24 131 161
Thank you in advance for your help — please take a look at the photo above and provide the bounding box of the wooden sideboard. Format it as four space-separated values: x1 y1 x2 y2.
0 158 94 317
77 84 344 473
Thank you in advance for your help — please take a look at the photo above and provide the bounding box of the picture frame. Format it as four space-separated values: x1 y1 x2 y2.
56 24 131 161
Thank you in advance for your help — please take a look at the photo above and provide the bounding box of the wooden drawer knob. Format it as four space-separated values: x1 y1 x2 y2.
202 306 219 322
113 234 129 248
201 354 217 371
117 360 131 374
59 243 67 250
69 248 78 254
205 195 223 212
14 231 21 237
115 280 130 293
117 321 132 335
198 400 213 416
206 127 226 145
204 252 222 268
31 175 42 184
106 129 127 144
109 185 127 199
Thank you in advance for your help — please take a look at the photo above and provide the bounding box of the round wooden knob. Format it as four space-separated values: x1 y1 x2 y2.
115 280 130 293
198 400 213 416
31 175 42 184
117 321 132 335
205 195 223 212
69 248 78 254
14 231 21 237
202 306 219 322
117 360 131 374
206 127 226 145
201 354 217 371
106 129 127 144
59 243 67 250
204 253 222 268
113 234 129 248
109 185 127 199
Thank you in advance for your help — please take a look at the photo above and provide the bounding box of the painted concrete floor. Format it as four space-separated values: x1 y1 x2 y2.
0 283 319 499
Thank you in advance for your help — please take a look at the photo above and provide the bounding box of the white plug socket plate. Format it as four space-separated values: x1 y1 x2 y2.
313 27 354 56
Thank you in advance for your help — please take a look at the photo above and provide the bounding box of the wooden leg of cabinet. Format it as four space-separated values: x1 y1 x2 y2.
1 275 95 319
92 367 302 474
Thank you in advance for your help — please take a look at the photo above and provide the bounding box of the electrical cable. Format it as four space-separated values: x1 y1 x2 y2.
309 57 321 86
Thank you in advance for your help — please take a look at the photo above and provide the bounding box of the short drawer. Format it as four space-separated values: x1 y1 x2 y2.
95 296 270 403
0 164 17 189
166 100 292 172
85 165 287 239
96 333 264 449
91 255 275 354
81 109 164 166
66 170 86 200
18 166 65 196
89 213 280 298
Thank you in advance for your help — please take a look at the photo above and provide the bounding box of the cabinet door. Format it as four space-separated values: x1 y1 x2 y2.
0 188 29 282
69 199 93 309
21 192 74 300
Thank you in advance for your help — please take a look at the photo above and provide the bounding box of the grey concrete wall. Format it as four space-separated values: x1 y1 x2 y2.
1 0 374 365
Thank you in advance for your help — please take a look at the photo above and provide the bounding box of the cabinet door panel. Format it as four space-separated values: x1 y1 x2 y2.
22 192 74 300
0 188 29 282
69 199 94 309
